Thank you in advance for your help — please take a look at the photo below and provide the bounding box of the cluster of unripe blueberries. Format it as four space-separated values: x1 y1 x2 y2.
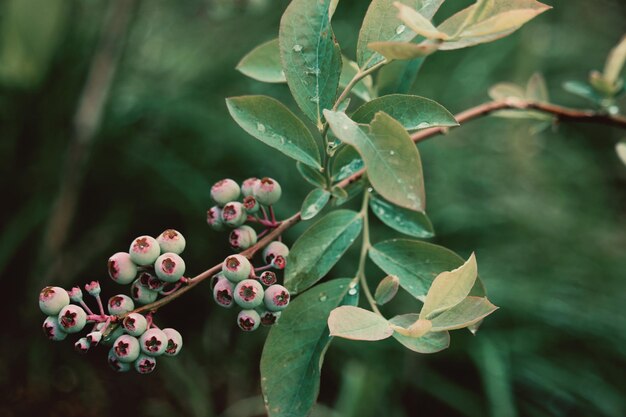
39 229 187 374
207 178 292 331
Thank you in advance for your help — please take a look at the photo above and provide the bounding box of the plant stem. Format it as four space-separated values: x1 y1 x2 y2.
332 61 386 112
354 189 380 315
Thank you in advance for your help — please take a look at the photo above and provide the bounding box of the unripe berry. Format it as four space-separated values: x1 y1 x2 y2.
207 206 225 231
258 309 281 326
243 195 260 214
237 309 260 332
130 279 159 305
229 225 257 251
42 316 67 341
108 294 135 315
139 271 165 291
163 328 183 356
211 178 241 206
140 328 168 356
221 201 247 227
58 305 87 334
222 254 252 283
154 252 185 283
129 236 160 266
108 347 131 372
259 271 277 286
264 284 290 312
113 334 140 363
123 313 148 337
108 252 138 284
39 286 70 316
134 354 157 374
210 272 226 291
271 255 287 270
263 241 290 264
75 337 90 353
234 279 264 309
156 229 186 255
67 287 83 302
253 177 282 205
84 281 101 296
241 177 259 197
86 331 103 346
213 277 235 308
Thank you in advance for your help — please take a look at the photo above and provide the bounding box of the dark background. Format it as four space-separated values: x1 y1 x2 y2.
1 0 625 416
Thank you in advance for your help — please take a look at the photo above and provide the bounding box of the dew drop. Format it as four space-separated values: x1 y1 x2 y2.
279 136 286 145
348 288 357 296
367 187 373 193
389 150 395 156
395 24 406 35
319 293 328 302
417 122 431 129
257 123 266 132
310 96 320 103
292 44 303 52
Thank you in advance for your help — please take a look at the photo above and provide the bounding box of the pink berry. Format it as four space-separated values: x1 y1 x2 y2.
108 252 138 284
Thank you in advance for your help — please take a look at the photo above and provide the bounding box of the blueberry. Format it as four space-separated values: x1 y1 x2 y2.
241 177 259 197
156 229 186 255
139 328 168 356
108 294 135 315
122 313 148 336
253 177 282 205
134 354 157 374
237 309 260 332
229 225 257 251
222 254 252 283
162 328 183 356
213 276 235 308
108 347 131 372
211 179 241 206
243 195 260 214
263 284 290 312
221 201 247 228
262 241 289 264
207 206 225 231
75 337 90 353
42 316 68 341
234 279 264 309
129 236 160 266
39 286 70 316
57 305 87 334
154 252 186 283
108 252 138 284
259 271 277 286
113 334 141 363
257 308 281 326
130 279 159 305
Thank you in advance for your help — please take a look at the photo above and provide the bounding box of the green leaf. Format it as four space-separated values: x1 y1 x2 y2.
369 192 434 238
420 253 478 319
437 0 551 51
488 82 525 101
376 58 425 95
301 188 331 220
340 56 373 102
430 296 498 331
562 80 602 103
331 145 363 182
604 35 626 86
369 239 486 301
330 185 349 201
236 39 286 83
328 306 393 340
394 2 449 40
389 314 449 353
351 94 457 131
526 72 549 102
279 0 342 128
332 179 366 207
261 278 358 417
226 96 321 169
367 40 440 61
324 110 425 212
374 275 400 305
285 210 363 293
297 162 327 188
357 0 445 69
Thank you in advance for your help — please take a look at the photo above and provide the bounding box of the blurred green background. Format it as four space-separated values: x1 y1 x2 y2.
1 0 625 416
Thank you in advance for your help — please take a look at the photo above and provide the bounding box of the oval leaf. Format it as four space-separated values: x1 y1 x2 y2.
390 314 449 353
297 162 327 188
374 275 400 305
324 110 426 212
279 0 342 128
369 239 486 301
351 94 457 131
420 253 478 319
236 39 286 83
394 2 449 40
285 210 363 293
430 296 498 331
331 145 363 182
391 318 432 338
370 192 434 238
301 188 331 220
367 40 440 61
226 96 321 168
328 306 393 341
261 278 358 417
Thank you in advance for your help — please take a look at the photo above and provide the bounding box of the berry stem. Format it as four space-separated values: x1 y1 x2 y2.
260 205 269 222
79 300 95 315
254 264 273 273
269 206 276 223
95 295 105 316
87 314 110 322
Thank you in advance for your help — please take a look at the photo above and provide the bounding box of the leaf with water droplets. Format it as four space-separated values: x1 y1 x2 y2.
226 95 321 169
285 210 363 293
236 39 286 83
389 314 450 353
352 94 457 131
261 278 358 417
279 0 342 128
301 188 331 220
369 239 486 301
328 306 393 341
369 192 434 238
325 110 426 212
374 275 400 305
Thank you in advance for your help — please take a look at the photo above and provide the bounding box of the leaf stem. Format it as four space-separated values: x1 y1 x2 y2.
332 60 386 112
354 187 380 315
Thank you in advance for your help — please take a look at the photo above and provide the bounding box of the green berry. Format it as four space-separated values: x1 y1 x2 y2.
139 271 165 291
129 236 160 266
67 287 83 302
221 201 247 227
42 316 67 341
210 272 226 291
243 195 260 214
154 252 186 283
262 241 289 264
264 284 290 312
229 225 257 251
86 331 103 346
259 271 277 286
75 337 90 353
222 254 252 282
108 294 135 315
156 229 186 254
108 347 131 372
253 177 281 205
130 279 158 305
113 334 140 363
241 177 259 197
213 276 235 308
108 252 138 284
134 354 157 374
140 328 168 356
39 286 70 316
163 328 183 356
258 308 281 326
237 309 260 332
211 179 241 206
123 313 148 336
57 305 87 334
234 279 264 309
207 206 225 231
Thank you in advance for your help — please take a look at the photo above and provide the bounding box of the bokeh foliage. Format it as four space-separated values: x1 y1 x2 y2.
1 0 625 416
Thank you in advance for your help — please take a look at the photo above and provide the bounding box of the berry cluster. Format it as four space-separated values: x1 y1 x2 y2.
207 178 291 331
39 230 187 374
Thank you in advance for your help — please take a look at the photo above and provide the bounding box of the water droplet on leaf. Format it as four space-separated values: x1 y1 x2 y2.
292 44 303 52
395 24 406 35
417 122 431 129
348 288 357 296
257 123 266 132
